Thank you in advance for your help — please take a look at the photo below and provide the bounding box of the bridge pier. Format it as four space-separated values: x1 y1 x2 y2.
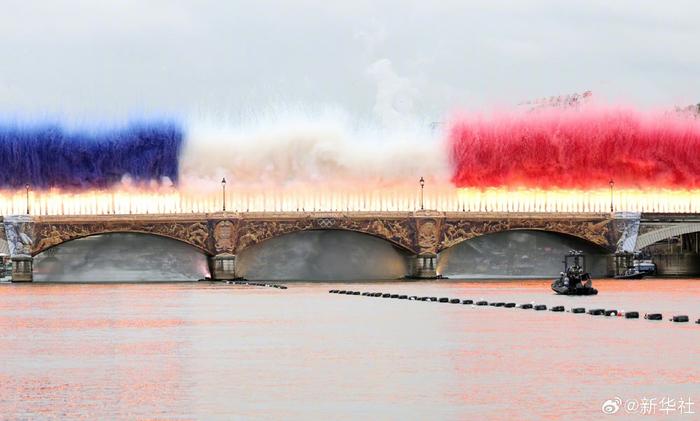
210 253 237 280
11 255 33 282
407 254 438 279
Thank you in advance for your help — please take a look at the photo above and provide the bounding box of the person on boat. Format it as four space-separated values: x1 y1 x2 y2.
568 266 583 289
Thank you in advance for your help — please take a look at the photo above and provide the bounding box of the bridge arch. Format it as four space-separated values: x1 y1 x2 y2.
236 229 411 281
438 229 611 278
236 226 416 255
32 221 211 256
33 229 211 256
234 217 417 255
438 221 616 254
33 232 211 282
635 223 700 251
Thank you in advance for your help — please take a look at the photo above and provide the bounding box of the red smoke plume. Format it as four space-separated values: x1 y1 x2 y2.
448 107 700 189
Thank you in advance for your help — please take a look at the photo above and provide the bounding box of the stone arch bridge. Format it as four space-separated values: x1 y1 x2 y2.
1 211 631 281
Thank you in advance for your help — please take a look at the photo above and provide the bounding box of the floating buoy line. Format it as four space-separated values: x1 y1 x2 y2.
328 290 699 325
226 280 288 289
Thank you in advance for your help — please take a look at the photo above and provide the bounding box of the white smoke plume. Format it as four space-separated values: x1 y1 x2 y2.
180 104 450 196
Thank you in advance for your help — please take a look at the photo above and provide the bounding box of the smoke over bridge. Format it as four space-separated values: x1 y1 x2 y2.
2 105 699 214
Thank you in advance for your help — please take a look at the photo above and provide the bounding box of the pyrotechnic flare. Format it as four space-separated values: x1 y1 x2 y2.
0 121 182 190
448 106 700 190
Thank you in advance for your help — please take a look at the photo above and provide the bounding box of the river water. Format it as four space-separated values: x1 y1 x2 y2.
1 279 698 420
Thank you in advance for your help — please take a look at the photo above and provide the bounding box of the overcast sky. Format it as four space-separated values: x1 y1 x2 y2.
1 0 698 125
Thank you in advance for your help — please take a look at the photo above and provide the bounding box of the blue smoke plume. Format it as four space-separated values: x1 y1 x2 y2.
0 121 183 190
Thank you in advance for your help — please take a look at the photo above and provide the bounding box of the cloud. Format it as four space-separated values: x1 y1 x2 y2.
0 0 699 118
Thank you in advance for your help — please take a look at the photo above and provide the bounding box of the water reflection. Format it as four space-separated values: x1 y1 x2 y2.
0 280 698 419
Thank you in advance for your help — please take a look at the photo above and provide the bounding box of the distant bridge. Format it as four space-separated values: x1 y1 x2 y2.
2 211 643 281
635 213 700 251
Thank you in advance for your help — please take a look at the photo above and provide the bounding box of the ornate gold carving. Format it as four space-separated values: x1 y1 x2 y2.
237 219 315 251
336 218 413 252
417 219 439 254
234 217 415 253
214 220 237 252
33 220 210 254
27 213 621 257
440 218 614 251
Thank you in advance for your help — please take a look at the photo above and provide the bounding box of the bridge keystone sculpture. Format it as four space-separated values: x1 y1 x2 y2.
1 211 630 282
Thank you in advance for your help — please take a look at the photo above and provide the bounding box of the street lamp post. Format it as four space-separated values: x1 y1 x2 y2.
221 177 227 212
419 177 425 211
609 179 614 213
25 184 30 215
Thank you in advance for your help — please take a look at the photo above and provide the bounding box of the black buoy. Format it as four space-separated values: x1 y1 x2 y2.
409 296 418 300
588 309 604 316
419 297 429 301
450 298 461 304
429 297 438 302
462 299 474 305
438 297 449 303
390 294 399 298
534 304 547 311
476 301 488 306
519 303 533 309
494 302 505 307
352 291 360 295
672 315 689 323
571 307 585 314
488 302 497 307
696 318 700 324
644 313 662 320
605 310 618 316
550 306 565 312
624 311 639 319
361 292 370 296
504 302 516 308
329 290 336 293
339 290 347 294
399 295 408 300
382 293 391 298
